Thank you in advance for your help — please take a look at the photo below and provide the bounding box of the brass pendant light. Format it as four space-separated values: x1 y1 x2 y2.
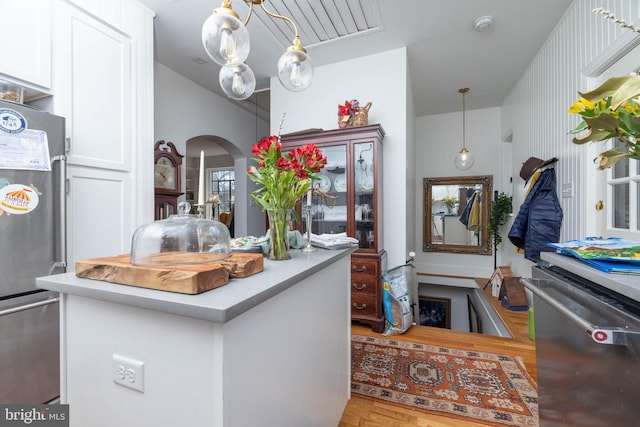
454 87 475 170
202 0 313 100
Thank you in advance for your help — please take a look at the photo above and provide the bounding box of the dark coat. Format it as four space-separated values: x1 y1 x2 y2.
508 168 563 263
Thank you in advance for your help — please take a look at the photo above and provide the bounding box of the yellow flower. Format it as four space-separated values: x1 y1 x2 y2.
598 99 608 110
622 99 640 115
620 101 633 113
568 97 595 114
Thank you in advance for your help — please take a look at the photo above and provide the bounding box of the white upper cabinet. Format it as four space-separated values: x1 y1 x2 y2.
55 1 133 171
0 0 52 88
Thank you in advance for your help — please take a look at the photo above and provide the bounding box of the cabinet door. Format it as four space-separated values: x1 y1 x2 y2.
311 145 347 235
354 141 375 249
0 0 51 88
65 165 132 263
55 1 132 171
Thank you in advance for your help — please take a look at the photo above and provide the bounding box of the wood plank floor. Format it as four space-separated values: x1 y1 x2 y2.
339 279 537 427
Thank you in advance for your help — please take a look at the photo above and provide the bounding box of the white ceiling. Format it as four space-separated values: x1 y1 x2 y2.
139 0 572 131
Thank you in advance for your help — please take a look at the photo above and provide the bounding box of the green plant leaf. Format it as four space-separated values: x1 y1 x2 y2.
584 112 622 130
594 149 630 169
572 127 616 144
617 109 640 135
578 75 639 102
568 121 589 134
611 76 640 109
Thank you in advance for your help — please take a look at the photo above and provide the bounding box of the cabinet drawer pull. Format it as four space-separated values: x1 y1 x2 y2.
352 302 367 310
352 265 367 272
352 283 367 290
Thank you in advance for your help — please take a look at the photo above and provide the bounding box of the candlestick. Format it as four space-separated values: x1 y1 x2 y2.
307 188 312 206
198 150 205 206
301 205 316 253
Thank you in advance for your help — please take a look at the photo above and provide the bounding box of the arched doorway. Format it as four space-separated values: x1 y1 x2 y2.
186 135 245 237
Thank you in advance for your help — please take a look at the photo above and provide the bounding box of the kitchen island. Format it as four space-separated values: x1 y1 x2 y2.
37 247 354 427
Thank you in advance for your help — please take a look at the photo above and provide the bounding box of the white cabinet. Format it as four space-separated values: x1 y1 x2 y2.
38 250 351 427
54 1 133 171
52 0 154 265
0 0 52 88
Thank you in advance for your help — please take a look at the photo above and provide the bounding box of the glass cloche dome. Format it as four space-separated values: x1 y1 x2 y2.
130 202 231 266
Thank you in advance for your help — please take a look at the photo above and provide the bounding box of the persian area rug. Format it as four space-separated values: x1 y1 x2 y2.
351 334 538 427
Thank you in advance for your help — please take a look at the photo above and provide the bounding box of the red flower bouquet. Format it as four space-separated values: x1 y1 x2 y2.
247 135 327 211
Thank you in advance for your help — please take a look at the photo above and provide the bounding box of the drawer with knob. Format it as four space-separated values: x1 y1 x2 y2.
350 294 379 318
351 258 379 278
351 275 378 297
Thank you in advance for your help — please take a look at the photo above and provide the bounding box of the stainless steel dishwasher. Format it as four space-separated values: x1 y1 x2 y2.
522 254 640 427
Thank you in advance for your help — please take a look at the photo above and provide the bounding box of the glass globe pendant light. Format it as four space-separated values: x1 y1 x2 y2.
277 36 313 91
454 87 475 170
219 62 256 100
201 0 250 67
202 0 314 99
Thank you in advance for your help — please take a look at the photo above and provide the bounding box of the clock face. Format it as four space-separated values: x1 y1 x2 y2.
154 158 176 190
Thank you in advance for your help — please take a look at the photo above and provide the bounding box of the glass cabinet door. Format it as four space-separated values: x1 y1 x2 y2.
354 142 375 249
311 145 347 235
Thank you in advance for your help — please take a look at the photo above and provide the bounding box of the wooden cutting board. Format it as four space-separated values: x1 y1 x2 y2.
75 252 263 295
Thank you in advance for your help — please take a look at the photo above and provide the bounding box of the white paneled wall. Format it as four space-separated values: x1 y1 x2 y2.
501 0 640 276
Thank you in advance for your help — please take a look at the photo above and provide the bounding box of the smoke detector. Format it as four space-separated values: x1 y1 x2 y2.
473 16 493 32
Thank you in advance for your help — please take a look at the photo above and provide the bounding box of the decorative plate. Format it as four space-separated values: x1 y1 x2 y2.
333 174 347 192
315 174 331 193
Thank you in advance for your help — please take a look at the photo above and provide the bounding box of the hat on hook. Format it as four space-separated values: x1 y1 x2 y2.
519 157 558 182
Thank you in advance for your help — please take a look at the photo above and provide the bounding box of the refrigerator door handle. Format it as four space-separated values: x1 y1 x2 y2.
522 278 640 346
0 297 60 317
52 154 67 271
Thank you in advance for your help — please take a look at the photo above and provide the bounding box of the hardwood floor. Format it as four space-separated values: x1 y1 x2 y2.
339 279 537 427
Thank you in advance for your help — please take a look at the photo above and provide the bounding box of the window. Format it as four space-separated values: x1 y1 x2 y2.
603 139 638 234
209 168 235 215
591 47 640 240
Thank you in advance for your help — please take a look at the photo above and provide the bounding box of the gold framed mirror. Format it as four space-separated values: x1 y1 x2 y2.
423 175 493 255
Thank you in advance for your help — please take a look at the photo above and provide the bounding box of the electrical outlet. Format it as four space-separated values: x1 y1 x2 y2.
561 182 573 198
112 354 144 392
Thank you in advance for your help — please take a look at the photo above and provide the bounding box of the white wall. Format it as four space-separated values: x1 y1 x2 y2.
270 48 411 267
500 0 640 276
154 63 269 237
415 107 503 278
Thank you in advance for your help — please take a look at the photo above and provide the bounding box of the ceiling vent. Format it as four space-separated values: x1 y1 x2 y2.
235 0 383 49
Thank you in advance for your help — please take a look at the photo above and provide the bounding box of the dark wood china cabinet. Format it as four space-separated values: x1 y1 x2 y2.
280 124 386 332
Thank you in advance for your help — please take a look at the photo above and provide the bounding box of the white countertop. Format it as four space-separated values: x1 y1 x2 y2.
540 252 640 302
36 247 355 324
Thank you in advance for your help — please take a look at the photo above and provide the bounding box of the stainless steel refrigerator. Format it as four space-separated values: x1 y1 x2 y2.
0 99 66 403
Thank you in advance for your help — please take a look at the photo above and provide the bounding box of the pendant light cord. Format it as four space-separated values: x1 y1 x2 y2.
459 87 469 150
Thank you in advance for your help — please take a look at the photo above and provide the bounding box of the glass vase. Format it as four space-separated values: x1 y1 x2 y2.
267 209 292 260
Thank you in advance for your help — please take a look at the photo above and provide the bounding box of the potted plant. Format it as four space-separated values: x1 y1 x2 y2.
487 192 513 247
441 196 457 214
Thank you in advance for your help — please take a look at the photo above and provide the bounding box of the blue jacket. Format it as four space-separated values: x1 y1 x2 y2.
508 168 563 263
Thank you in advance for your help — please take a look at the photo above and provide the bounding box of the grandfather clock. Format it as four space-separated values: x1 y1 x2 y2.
154 140 183 220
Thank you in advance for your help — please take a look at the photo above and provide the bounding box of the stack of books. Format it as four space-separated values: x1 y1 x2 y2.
548 238 640 275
